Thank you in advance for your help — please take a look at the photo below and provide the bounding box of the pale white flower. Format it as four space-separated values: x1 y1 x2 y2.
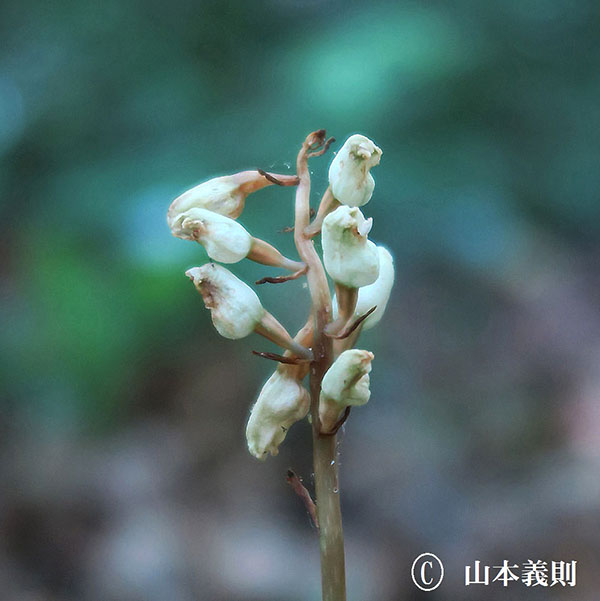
322 206 380 288
246 369 310 459
167 170 298 226
175 207 252 263
186 263 311 358
319 349 374 432
168 175 248 226
321 349 374 405
328 134 382 207
186 263 264 339
333 246 394 330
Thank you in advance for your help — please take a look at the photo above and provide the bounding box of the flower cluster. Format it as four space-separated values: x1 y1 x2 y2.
168 133 394 460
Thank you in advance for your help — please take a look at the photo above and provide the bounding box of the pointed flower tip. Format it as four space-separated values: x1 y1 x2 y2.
351 135 382 165
357 216 373 237
362 350 375 363
185 267 201 281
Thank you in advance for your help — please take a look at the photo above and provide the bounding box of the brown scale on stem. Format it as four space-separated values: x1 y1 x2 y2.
256 169 300 187
255 265 308 285
286 469 319 529
252 350 310 365
320 406 351 436
327 305 377 340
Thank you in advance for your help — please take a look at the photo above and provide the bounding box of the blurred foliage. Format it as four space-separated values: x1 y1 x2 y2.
2 0 599 426
1 1 600 599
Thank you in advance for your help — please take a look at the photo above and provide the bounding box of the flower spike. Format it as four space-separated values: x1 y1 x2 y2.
169 130 389 600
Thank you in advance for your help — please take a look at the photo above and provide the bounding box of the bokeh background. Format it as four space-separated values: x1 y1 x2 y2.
2 0 600 599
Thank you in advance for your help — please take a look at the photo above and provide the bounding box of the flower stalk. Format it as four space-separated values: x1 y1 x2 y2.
294 130 346 601
170 129 391 601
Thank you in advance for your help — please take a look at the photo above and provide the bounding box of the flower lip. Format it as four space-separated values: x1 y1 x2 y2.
350 137 382 165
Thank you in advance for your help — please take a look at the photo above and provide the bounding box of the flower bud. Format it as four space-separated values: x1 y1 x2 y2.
246 369 310 460
322 206 380 288
186 263 264 339
319 349 374 432
167 170 298 226
177 208 252 263
168 175 249 227
328 134 382 207
333 245 394 331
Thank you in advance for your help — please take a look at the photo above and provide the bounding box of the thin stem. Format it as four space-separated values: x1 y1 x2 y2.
294 130 346 601
248 238 305 272
324 284 358 337
312 434 346 600
294 132 333 315
305 186 341 239
254 313 313 360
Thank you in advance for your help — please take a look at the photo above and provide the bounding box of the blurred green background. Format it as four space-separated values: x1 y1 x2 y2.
2 0 600 599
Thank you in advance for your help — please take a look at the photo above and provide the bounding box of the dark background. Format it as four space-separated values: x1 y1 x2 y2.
1 1 600 599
